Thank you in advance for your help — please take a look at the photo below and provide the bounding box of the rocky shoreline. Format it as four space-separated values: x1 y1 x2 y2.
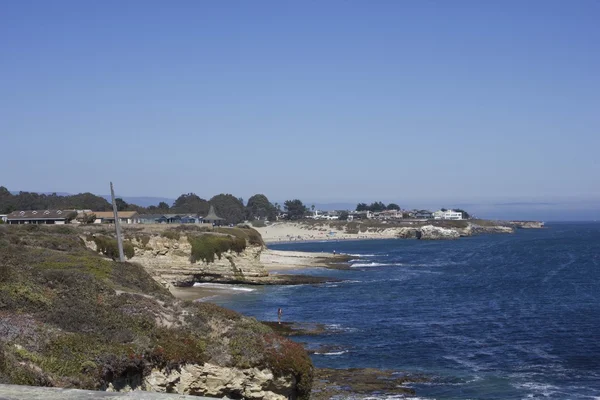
255 219 544 243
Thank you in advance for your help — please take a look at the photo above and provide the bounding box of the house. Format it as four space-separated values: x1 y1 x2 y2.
414 210 433 219
0 214 7 223
135 214 202 224
93 211 139 224
136 214 165 224
433 210 463 220
6 210 75 225
375 210 402 220
204 205 225 226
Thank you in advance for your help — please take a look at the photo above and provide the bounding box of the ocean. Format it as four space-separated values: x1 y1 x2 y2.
211 223 600 399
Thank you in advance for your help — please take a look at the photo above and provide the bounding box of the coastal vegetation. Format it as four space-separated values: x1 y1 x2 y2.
284 199 308 220
188 234 247 263
0 225 313 398
89 235 135 260
209 194 245 225
246 194 278 221
356 201 400 212
0 187 111 214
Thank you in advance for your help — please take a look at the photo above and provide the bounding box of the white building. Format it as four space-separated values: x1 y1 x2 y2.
92 211 139 224
433 210 463 220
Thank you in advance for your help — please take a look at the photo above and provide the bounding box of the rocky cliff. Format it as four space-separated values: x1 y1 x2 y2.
82 227 269 288
0 226 313 399
257 219 536 243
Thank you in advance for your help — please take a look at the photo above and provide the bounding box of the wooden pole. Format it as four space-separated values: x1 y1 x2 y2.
110 182 125 262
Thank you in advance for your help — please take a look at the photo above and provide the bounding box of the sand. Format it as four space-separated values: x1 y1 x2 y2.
254 222 398 244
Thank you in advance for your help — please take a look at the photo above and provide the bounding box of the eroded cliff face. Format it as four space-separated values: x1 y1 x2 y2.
143 363 296 400
84 234 268 287
0 226 312 400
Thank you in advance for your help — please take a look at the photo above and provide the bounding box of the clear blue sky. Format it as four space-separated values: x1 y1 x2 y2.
1 1 599 218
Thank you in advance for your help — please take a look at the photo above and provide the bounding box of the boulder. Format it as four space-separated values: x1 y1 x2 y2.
418 225 460 240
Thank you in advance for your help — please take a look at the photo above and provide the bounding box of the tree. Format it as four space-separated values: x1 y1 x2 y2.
454 208 471 219
356 203 368 211
369 201 386 212
115 198 128 211
172 193 210 215
441 208 448 212
0 187 112 213
284 199 307 220
78 212 96 224
157 201 170 210
386 203 400 211
338 211 349 221
246 194 277 221
210 194 245 224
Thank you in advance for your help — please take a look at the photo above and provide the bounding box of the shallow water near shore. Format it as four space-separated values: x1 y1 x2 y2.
211 223 600 399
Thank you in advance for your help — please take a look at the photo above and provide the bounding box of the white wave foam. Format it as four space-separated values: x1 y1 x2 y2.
314 350 349 356
346 253 377 257
360 396 432 400
192 283 255 292
513 381 560 397
325 324 358 333
350 262 391 268
193 295 220 302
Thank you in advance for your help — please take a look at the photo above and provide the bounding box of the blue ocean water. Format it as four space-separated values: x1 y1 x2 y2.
212 223 600 399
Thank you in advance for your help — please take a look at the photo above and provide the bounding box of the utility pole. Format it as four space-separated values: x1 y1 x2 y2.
110 182 125 262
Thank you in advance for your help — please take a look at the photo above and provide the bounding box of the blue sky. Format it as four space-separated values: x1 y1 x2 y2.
1 1 599 219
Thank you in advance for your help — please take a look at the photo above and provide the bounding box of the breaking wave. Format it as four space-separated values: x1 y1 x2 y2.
192 283 255 292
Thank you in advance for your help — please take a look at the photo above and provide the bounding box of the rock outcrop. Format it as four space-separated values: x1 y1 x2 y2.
418 225 461 240
510 221 545 229
144 363 296 400
0 226 312 400
85 234 268 288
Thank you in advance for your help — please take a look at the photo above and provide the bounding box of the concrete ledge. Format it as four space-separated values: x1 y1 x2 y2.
0 384 215 400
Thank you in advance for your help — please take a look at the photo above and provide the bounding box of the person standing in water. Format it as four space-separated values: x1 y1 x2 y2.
278 308 283 324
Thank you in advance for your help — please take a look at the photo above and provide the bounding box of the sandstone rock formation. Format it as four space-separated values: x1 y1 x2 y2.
418 225 461 240
84 234 268 288
143 363 296 400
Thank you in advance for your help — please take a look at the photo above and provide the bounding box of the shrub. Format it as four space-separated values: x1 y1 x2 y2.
160 230 181 241
188 234 247 264
93 236 135 260
214 227 264 247
250 220 266 228
123 241 135 259
264 335 314 400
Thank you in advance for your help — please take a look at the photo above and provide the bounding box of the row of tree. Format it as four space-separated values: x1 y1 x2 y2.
0 187 112 214
0 187 285 225
356 202 400 212
2 186 471 223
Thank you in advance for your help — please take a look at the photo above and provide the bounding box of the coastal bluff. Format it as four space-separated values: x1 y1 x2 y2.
81 225 347 288
84 229 269 288
255 219 543 243
0 225 313 399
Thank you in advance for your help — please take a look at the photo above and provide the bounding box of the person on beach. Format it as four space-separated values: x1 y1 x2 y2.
278 308 283 324
333 250 336 255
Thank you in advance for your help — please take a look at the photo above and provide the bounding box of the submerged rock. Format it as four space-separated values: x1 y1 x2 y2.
311 368 428 399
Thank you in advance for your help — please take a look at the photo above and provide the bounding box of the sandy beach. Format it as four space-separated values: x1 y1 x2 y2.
254 222 398 244
169 284 256 301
